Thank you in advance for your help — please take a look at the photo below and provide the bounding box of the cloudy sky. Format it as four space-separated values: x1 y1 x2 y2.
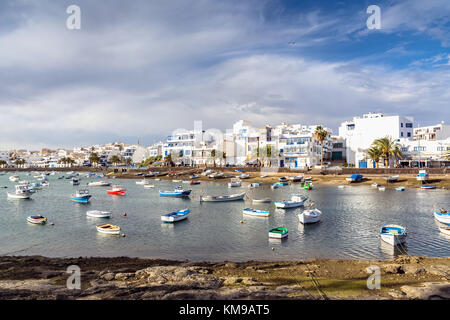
0 0 449 150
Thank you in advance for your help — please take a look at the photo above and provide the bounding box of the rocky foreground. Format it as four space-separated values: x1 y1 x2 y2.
0 255 448 300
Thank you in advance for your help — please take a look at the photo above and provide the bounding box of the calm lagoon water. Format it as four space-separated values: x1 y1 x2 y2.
0 173 449 262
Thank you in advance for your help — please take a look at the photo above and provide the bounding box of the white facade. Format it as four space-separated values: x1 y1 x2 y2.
414 121 450 141
0 151 8 162
399 138 450 161
338 112 414 167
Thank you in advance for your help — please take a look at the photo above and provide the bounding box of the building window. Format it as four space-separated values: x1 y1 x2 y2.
407 132 411 137
401 123 403 127
401 132 404 137
405 123 413 128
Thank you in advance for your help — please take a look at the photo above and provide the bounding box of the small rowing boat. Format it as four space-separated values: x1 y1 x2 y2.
96 224 120 235
416 170 428 182
243 208 270 217
136 179 150 185
27 215 47 225
434 209 450 225
200 192 245 202
190 180 201 185
88 181 111 187
378 186 386 191
161 209 190 223
228 178 242 188
420 185 436 190
298 208 322 224
395 186 405 191
252 198 271 203
269 227 288 239
159 189 192 197
248 182 263 188
87 210 111 218
439 226 450 236
144 184 155 189
380 225 407 246
346 174 363 183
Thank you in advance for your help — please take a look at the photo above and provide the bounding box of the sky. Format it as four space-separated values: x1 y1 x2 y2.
0 0 449 150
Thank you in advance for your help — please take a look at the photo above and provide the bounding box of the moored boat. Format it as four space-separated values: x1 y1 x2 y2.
228 178 242 188
239 174 250 179
303 181 313 190
70 189 92 203
420 185 436 190
395 186 405 191
243 208 270 217
106 185 126 196
7 185 32 199
27 215 47 225
190 180 201 185
380 225 407 246
161 209 190 223
274 194 308 209
136 179 150 185
434 209 450 225
252 198 271 203
298 207 322 224
144 184 155 189
200 192 245 202
371 183 378 188
269 227 288 239
9 175 20 182
439 226 450 236
87 210 111 218
416 170 428 182
71 178 80 186
378 186 386 191
248 182 262 188
289 175 303 182
159 188 192 197
385 175 399 182
88 181 111 187
96 224 120 235
346 174 363 183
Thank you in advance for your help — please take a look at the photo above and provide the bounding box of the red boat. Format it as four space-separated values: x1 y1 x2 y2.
107 185 126 196
190 180 201 185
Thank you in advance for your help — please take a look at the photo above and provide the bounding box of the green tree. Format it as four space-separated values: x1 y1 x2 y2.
365 146 383 168
314 125 329 167
209 149 217 167
0 160 7 166
14 159 26 166
110 155 121 165
444 150 450 161
89 152 101 166
373 136 403 168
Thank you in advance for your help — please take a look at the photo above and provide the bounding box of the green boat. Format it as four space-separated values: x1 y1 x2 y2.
268 227 288 239
304 182 312 190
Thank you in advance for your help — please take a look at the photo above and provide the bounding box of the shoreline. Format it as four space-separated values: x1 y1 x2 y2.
0 255 448 300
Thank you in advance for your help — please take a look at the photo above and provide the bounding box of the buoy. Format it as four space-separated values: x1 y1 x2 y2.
50 223 54 226
121 234 126 237
240 220 243 224
123 212 127 216
272 247 275 251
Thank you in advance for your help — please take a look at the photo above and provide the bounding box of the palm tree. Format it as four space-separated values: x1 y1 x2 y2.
209 149 217 167
89 152 100 166
110 155 121 165
444 150 450 161
365 146 382 168
314 125 329 167
373 136 403 168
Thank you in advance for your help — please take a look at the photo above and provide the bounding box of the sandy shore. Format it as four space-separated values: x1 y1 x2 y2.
0 255 448 300
111 169 450 190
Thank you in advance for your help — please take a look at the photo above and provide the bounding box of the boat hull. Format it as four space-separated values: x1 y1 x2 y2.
87 211 111 218
434 212 450 225
96 225 120 235
160 190 191 197
243 209 270 217
200 193 245 202
7 192 31 199
380 233 407 246
70 196 91 203
252 198 271 203
268 231 288 239
298 209 322 224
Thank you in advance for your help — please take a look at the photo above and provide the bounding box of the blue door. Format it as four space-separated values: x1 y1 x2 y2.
280 160 284 168
359 161 367 168
295 160 298 168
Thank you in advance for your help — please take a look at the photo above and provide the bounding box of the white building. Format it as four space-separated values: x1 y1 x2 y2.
0 151 8 162
414 121 450 141
338 112 414 168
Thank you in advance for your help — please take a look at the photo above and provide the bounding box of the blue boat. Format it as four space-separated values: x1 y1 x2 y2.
346 174 363 182
421 185 436 190
70 189 92 203
161 209 190 223
235 169 245 173
159 189 192 197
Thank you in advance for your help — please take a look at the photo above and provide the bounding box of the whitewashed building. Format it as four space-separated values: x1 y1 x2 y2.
338 112 414 168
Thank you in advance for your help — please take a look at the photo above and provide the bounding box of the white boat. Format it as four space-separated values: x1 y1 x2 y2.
202 169 214 176
239 174 250 179
268 227 288 239
434 209 450 225
416 170 428 182
144 184 155 189
395 186 406 191
18 180 29 184
439 226 450 236
200 192 245 202
380 225 407 246
161 209 190 223
243 208 270 217
136 179 150 185
289 175 304 182
208 172 223 179
252 198 272 203
228 178 242 188
385 175 399 182
378 186 386 191
274 194 308 209
9 175 20 182
88 181 111 187
96 224 120 235
87 210 111 218
298 208 322 224
337 185 345 189
371 183 378 188
7 185 32 199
